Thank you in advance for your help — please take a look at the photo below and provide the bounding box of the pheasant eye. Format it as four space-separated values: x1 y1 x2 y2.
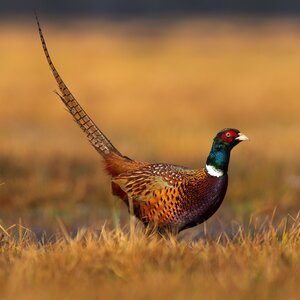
221 130 234 142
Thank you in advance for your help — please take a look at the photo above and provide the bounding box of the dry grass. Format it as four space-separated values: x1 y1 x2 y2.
0 214 299 300
0 17 300 299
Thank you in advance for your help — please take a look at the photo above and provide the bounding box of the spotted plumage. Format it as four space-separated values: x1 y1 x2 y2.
111 164 228 231
36 15 249 233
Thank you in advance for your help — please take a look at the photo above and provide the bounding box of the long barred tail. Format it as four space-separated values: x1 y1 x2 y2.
35 13 122 159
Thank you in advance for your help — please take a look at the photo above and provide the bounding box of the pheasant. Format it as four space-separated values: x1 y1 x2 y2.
36 16 249 233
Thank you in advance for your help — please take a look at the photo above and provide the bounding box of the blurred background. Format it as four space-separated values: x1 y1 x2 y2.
2 1 300 16
0 1 300 238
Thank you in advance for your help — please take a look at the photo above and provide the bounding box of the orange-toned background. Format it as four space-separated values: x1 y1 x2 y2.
0 18 299 232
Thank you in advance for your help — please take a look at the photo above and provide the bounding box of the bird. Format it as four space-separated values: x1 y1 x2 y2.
36 16 249 233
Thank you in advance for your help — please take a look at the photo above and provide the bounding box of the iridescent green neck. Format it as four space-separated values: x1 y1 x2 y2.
206 144 231 176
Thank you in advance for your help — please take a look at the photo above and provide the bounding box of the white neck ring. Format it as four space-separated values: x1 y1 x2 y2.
206 164 224 177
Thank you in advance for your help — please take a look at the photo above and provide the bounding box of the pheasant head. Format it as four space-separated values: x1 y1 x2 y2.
206 128 249 177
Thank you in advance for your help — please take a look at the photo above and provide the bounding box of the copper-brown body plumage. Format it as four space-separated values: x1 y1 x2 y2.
112 164 228 231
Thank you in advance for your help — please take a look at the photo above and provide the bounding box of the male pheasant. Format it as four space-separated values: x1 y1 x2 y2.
36 17 249 233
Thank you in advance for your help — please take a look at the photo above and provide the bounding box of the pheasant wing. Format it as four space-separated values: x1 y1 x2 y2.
113 164 190 224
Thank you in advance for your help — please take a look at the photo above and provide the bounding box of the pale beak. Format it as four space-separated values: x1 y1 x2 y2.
235 132 249 141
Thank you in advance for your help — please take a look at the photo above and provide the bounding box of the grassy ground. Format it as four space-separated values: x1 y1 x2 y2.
0 215 300 300
0 17 300 299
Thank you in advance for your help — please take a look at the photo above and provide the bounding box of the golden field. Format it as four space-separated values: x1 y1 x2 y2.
0 217 299 300
0 17 300 299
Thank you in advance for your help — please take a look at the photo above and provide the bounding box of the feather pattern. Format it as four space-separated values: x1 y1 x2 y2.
35 13 121 158
112 164 228 231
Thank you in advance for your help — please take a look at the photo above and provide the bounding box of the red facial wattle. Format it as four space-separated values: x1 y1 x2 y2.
220 130 238 143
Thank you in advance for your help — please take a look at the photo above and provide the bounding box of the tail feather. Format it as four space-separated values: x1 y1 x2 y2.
35 13 122 159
